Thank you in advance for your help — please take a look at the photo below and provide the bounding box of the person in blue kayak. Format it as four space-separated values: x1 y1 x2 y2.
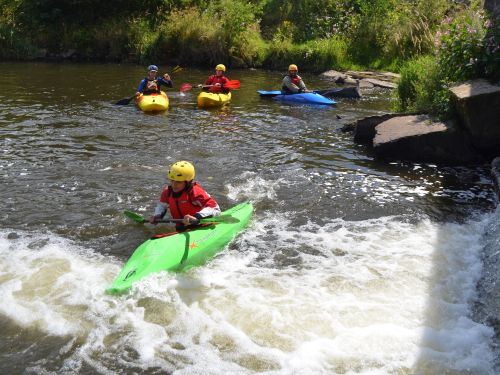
149 161 221 229
135 65 173 96
198 64 231 93
282 64 311 94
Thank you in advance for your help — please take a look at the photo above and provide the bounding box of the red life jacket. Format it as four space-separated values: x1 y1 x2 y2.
206 75 229 93
290 75 302 86
164 183 203 219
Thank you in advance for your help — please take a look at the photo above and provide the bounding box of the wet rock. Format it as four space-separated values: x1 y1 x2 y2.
373 115 482 164
449 79 500 156
7 232 19 240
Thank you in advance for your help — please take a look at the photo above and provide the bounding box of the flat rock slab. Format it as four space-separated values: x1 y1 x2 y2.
362 78 397 89
373 115 481 164
374 115 446 144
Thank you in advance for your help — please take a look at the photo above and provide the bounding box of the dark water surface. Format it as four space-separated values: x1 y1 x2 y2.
0 62 498 374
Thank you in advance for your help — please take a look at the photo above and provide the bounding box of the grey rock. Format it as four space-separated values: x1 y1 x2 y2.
373 115 482 164
449 79 500 156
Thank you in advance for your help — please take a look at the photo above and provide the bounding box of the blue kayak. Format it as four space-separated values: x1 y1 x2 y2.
257 90 336 105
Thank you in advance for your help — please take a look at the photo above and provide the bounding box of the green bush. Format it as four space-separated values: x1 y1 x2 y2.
435 6 500 82
264 36 349 72
394 55 450 116
145 1 267 67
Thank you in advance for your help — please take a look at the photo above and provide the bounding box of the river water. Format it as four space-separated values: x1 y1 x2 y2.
0 62 499 374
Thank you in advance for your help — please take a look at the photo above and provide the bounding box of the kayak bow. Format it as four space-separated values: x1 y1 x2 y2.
136 91 169 112
106 201 253 294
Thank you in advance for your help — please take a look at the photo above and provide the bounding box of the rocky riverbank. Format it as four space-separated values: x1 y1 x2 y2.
342 79 500 165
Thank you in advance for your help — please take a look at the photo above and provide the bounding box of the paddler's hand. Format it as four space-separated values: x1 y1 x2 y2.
183 215 199 226
163 73 171 80
149 215 161 225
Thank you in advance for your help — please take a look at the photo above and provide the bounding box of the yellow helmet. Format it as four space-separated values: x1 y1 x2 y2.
215 64 226 72
288 64 298 71
168 161 195 181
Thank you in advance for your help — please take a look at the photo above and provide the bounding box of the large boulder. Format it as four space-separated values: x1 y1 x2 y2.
352 114 403 144
373 115 482 164
449 79 500 155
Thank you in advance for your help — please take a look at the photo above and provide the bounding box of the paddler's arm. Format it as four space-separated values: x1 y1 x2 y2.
136 79 147 95
159 74 173 88
183 187 221 226
297 77 310 92
149 202 167 224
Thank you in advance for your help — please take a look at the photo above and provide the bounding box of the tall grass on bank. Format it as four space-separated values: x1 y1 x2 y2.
132 2 267 67
264 37 350 72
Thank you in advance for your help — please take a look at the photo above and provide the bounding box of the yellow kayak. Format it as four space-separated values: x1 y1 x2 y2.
136 91 169 112
197 91 231 108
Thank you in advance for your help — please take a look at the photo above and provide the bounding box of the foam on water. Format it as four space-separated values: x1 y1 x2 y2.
0 206 495 374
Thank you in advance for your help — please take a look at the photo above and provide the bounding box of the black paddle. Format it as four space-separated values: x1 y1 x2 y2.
115 95 136 106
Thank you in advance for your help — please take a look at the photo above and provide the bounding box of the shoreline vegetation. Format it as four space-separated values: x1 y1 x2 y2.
1 0 498 117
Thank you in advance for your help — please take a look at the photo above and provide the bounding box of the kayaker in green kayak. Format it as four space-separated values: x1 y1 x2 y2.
149 161 221 230
198 64 231 94
135 64 173 97
282 64 311 94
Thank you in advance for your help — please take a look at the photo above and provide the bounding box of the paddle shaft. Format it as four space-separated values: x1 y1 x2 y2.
147 218 218 225
181 80 239 92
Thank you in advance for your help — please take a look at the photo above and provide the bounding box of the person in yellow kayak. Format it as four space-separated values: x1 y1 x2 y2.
282 64 311 94
198 64 231 94
149 161 220 230
135 65 173 96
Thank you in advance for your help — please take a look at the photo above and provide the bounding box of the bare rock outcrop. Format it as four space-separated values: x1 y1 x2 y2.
449 79 500 156
373 115 482 164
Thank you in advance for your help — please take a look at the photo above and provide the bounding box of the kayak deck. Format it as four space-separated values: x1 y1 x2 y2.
136 91 169 112
106 201 253 295
197 91 232 108
257 90 336 105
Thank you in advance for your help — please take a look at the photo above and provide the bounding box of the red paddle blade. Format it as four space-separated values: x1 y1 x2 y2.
224 80 240 89
180 83 193 92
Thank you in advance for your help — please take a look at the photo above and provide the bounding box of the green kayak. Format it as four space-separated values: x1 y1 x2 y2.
106 201 253 295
